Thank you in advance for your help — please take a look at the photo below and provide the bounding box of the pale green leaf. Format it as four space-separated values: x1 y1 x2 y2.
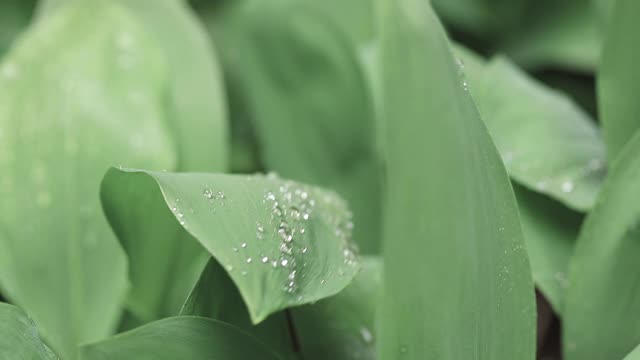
564 131 640 359
0 303 58 360
80 317 282 360
0 2 175 358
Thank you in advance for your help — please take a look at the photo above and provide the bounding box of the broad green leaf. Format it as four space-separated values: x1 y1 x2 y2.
514 185 580 314
625 345 640 360
431 0 528 37
80 317 282 360
199 0 382 253
0 0 36 56
101 168 360 324
0 2 175 358
291 256 381 360
564 132 640 359
457 51 605 211
40 0 228 173
0 303 58 360
180 258 295 358
379 1 535 359
499 0 601 72
597 0 640 161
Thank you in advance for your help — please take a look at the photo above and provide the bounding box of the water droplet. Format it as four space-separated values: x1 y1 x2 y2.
302 247 308 254
203 188 214 199
281 259 289 267
320 279 325 285
232 247 238 252
265 192 276 201
226 265 233 272
360 327 373 343
241 242 247 248
1 63 19 79
241 271 248 276
246 257 253 263
561 180 574 193
300 228 306 234
271 260 278 268
290 207 301 220
302 213 310 220
288 270 296 280
261 256 269 263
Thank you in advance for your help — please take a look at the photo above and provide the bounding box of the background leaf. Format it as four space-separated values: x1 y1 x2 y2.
80 317 282 360
196 0 382 253
0 303 58 360
0 0 36 56
291 256 381 360
378 1 535 358
101 168 360 324
0 2 176 358
180 258 296 358
597 0 640 161
514 185 580 314
564 132 640 359
457 50 605 211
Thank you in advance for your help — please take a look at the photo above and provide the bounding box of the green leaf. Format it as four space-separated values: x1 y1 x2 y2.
0 0 36 56
39 0 228 173
456 51 605 211
0 303 58 360
180 258 295 358
112 0 228 172
625 345 640 360
199 0 382 253
499 0 601 72
431 0 528 36
80 317 283 360
379 1 535 359
564 132 640 359
101 168 360 324
514 185 581 314
597 0 640 161
291 256 381 360
0 2 176 358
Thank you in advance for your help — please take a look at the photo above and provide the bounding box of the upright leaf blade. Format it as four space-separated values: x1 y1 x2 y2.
0 303 58 360
0 2 175 358
598 0 640 161
564 132 640 359
80 317 282 360
101 168 360 324
379 1 535 359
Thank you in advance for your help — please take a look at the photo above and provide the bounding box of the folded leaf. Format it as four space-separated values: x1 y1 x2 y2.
80 317 282 360
291 256 381 360
101 168 360 324
564 131 640 359
0 303 58 360
379 1 535 359
0 2 176 358
597 0 640 161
